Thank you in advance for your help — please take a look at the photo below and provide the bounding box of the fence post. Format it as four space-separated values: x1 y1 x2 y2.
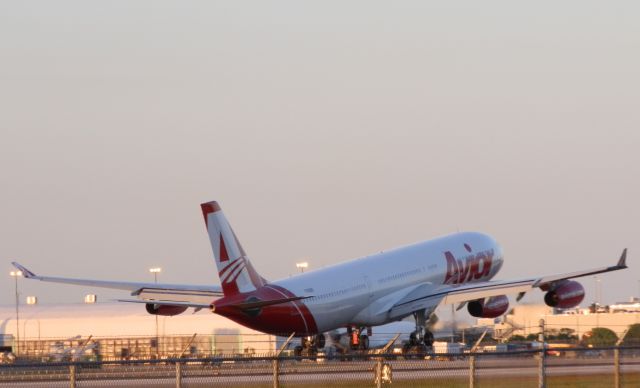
273 358 280 388
614 347 620 388
375 358 383 388
538 319 546 388
273 332 295 388
614 329 627 388
469 355 476 388
69 364 77 388
468 328 487 388
176 361 183 388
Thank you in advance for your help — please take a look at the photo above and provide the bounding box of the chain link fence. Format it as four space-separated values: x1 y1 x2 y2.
1 346 639 388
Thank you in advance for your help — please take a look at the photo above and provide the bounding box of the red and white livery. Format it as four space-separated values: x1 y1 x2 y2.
12 200 628 351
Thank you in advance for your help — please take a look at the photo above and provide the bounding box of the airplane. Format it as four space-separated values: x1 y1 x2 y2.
12 200 628 355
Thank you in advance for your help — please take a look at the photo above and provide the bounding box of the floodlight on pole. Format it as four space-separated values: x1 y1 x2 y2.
296 262 309 273
149 267 162 357
149 267 162 284
10 270 22 355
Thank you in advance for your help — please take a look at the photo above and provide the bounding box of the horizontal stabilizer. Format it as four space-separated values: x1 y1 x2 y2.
215 295 311 312
117 299 212 309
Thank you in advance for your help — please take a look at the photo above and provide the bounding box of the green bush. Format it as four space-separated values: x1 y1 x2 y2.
582 327 618 347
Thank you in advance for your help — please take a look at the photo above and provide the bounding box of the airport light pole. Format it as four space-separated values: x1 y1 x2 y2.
10 270 22 355
296 262 308 273
149 267 162 358
150 267 162 284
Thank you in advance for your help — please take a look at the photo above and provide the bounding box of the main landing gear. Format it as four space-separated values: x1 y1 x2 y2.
347 326 371 351
403 309 434 355
295 326 372 357
294 334 326 357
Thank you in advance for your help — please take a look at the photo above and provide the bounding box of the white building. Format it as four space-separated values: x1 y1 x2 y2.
0 302 276 358
487 303 640 341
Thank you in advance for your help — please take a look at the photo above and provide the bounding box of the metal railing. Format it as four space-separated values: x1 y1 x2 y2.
8 332 278 362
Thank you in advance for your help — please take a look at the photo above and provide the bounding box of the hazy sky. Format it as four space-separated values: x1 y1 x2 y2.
1 2 638 310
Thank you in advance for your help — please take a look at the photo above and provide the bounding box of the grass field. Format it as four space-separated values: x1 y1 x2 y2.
275 373 640 387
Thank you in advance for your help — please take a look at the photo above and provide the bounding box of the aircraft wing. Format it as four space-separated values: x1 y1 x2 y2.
11 262 223 304
388 248 627 318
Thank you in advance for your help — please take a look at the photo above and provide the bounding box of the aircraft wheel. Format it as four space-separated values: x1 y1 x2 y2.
294 346 303 357
359 335 369 350
409 331 418 346
315 334 326 349
424 331 434 347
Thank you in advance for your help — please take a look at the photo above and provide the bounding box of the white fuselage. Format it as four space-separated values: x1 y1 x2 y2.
273 232 504 333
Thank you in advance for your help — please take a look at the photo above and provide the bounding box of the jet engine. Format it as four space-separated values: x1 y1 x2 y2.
467 295 509 318
543 280 585 308
145 303 188 316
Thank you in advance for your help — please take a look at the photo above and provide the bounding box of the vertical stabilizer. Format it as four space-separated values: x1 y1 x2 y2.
201 201 265 296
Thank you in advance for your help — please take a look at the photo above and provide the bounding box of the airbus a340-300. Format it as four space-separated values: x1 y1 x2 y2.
12 201 628 354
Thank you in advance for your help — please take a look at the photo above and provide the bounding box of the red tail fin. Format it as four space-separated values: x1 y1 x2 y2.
201 201 265 296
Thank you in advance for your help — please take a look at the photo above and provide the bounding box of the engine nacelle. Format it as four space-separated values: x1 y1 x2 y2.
544 280 585 309
145 303 188 316
467 295 509 318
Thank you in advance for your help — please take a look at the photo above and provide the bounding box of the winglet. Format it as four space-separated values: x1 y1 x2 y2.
617 248 628 268
11 262 36 278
